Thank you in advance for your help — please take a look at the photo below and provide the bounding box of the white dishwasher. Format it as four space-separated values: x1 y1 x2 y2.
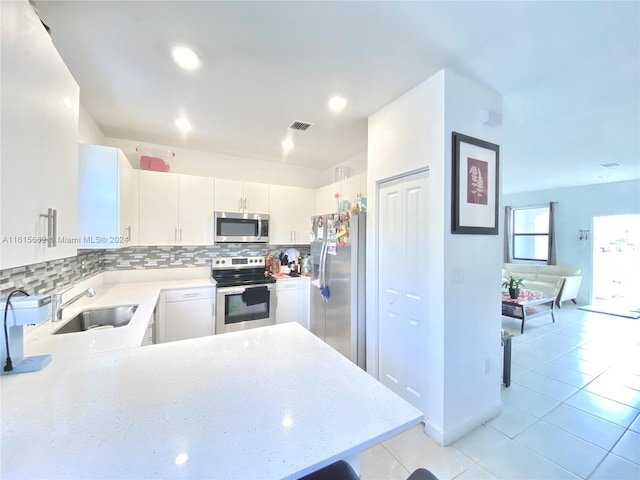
157 286 216 343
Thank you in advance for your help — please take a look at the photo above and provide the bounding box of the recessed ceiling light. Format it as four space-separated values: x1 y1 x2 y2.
281 139 294 152
175 118 192 132
599 162 622 168
174 453 189 465
328 96 347 112
171 46 201 71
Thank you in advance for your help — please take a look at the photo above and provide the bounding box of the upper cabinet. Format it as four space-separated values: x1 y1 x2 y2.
313 173 367 215
139 170 179 246
78 145 138 248
178 175 215 245
0 1 80 269
215 179 269 214
269 185 314 245
138 170 214 246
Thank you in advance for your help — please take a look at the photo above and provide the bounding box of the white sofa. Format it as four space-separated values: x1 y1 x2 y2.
503 263 582 307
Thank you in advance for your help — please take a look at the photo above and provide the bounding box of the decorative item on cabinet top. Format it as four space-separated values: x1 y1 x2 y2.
136 146 173 172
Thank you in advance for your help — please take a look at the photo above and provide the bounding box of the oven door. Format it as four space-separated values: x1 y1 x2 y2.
216 284 276 334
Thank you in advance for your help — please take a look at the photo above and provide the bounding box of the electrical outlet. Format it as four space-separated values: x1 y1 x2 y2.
483 358 490 374
450 267 465 284
169 253 176 262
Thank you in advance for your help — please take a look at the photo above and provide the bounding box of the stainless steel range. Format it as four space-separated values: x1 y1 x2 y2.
212 256 276 334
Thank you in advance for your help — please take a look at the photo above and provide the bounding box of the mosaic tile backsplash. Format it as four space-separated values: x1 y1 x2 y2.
103 244 310 269
102 245 269 270
1 244 310 298
0 250 103 297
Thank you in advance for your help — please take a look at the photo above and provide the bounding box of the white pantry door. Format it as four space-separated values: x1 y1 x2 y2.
378 170 428 409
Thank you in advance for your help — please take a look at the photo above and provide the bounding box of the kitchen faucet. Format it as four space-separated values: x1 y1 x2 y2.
51 287 96 321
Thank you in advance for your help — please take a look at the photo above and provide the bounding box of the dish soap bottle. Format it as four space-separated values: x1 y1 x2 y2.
265 251 272 274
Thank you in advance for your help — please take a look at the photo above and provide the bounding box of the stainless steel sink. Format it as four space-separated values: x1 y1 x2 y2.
53 305 138 335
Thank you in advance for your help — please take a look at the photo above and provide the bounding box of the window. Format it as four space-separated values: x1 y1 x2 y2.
512 205 550 262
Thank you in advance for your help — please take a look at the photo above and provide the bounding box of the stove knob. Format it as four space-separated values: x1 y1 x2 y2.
221 260 226 264
215 260 220 265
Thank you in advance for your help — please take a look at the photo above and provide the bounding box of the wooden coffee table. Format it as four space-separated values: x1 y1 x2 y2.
502 291 556 334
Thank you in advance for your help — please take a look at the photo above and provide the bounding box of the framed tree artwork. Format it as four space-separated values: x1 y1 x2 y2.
452 132 500 235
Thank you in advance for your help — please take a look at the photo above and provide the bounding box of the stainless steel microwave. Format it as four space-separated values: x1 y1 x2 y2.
214 212 269 243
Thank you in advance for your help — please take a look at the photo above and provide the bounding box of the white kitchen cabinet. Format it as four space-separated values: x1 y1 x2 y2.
178 175 215 245
313 173 367 215
0 1 79 269
138 170 179 245
341 173 367 206
215 178 269 213
314 184 337 215
157 287 216 343
269 185 314 244
141 305 157 346
78 144 138 248
138 170 214 246
276 277 310 329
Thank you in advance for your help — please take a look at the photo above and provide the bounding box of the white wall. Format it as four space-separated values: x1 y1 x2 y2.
441 70 503 444
103 137 325 189
367 69 503 446
78 103 105 145
503 179 640 304
319 151 368 185
79 107 365 190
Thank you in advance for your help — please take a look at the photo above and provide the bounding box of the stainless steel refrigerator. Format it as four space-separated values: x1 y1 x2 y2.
310 211 366 369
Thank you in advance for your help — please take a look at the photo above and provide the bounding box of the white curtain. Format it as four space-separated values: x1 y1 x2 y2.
548 201 557 265
504 206 513 263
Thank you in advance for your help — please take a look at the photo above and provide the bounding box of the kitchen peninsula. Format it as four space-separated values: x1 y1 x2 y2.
0 322 423 479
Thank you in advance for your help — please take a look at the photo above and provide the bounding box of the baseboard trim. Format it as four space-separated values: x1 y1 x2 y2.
424 401 503 446
424 419 445 445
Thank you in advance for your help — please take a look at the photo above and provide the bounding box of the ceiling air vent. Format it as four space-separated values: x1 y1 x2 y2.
289 120 314 131
599 162 623 168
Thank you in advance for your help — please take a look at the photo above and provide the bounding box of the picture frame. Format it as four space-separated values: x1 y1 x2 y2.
452 132 500 235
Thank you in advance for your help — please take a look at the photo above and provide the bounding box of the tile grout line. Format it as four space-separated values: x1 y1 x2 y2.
502 308 640 479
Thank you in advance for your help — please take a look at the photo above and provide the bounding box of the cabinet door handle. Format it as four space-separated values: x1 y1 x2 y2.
41 209 52 247
52 209 57 247
183 292 201 298
47 209 54 247
180 228 183 243
40 208 57 247
126 226 132 241
174 228 178 243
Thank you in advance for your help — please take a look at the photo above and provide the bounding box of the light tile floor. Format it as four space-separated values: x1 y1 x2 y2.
360 305 640 480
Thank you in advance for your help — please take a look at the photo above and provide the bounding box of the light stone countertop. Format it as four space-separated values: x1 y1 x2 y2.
1 322 424 480
23 274 215 359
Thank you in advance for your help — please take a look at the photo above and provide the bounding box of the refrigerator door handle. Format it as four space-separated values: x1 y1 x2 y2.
318 241 324 287
320 240 330 300
320 242 327 287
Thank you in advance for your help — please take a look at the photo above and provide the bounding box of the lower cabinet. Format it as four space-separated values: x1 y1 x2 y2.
141 305 157 346
275 277 310 329
157 287 216 343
